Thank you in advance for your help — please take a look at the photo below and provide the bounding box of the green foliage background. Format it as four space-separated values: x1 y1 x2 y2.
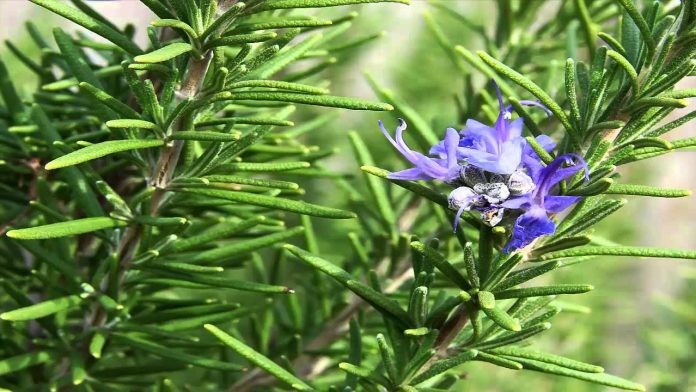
0 0 694 391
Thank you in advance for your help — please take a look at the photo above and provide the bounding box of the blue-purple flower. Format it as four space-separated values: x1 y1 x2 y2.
378 80 588 253
502 154 588 252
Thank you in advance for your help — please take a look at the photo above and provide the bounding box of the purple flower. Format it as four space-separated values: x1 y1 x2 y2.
380 118 460 182
502 154 589 252
431 81 551 175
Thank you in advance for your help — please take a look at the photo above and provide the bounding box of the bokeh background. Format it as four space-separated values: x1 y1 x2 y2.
1 0 694 390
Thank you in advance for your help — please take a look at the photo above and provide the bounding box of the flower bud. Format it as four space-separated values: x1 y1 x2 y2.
448 186 482 211
488 173 507 184
473 182 510 204
507 170 535 195
460 165 487 187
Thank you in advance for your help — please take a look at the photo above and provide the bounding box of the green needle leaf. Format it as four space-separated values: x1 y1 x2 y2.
227 91 393 111
158 306 263 332
246 33 324 80
134 43 193 63
478 291 521 331
45 139 164 170
628 97 688 113
1 295 82 321
474 323 551 350
168 217 265 252
606 50 639 93
169 131 241 142
411 350 478 384
531 237 591 256
106 119 158 130
253 0 410 12
494 284 594 299
193 227 305 263
0 351 56 376
151 19 197 39
604 183 692 198
490 347 603 373
53 28 103 89
477 291 496 309
112 334 243 371
7 217 127 239
411 241 471 290
509 356 645 391
89 331 106 359
205 176 299 190
139 271 293 294
376 333 398 382
408 286 429 327
614 0 656 58
475 351 523 369
284 244 411 326
495 261 561 291
79 82 143 119
235 19 333 32
338 362 391 386
228 80 329 95
217 162 311 172
205 324 313 391
206 32 279 49
536 246 696 260
179 188 355 219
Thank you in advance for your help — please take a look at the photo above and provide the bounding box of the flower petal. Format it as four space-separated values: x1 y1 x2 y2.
504 207 556 252
495 138 524 174
543 195 583 213
380 119 453 181
444 128 460 168
508 118 524 139
462 119 498 151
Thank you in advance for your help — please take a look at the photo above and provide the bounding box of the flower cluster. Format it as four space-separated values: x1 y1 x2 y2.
379 82 588 252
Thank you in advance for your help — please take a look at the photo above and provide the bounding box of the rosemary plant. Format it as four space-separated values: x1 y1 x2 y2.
0 0 694 391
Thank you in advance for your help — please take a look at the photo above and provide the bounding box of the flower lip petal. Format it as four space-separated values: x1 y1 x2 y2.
503 153 589 252
504 207 556 252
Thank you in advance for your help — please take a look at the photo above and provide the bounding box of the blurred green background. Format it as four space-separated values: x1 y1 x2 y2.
1 1 694 390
